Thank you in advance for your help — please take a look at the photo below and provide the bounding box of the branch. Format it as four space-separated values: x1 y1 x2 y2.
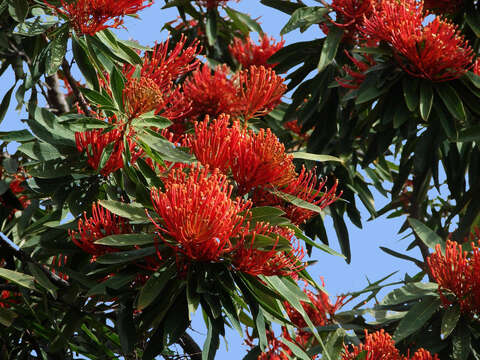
61 58 90 115
45 74 70 115
177 333 202 360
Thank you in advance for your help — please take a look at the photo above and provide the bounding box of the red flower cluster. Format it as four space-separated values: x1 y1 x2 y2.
337 50 376 89
194 0 238 9
183 65 286 121
150 165 251 262
362 0 474 81
187 116 339 224
343 330 439 360
45 0 152 36
329 0 372 41
427 239 480 315
0 290 20 309
233 224 305 277
69 203 132 260
0 172 30 214
229 35 285 69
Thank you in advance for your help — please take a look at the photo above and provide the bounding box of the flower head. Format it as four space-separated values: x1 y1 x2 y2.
183 65 240 119
362 0 474 81
410 349 440 360
427 239 480 314
45 0 152 36
69 203 131 260
149 165 251 262
232 224 305 277
235 66 286 120
329 0 372 41
229 35 285 69
231 126 296 194
342 330 400 360
123 77 163 119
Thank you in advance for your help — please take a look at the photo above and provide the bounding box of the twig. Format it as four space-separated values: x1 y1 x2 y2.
45 74 70 115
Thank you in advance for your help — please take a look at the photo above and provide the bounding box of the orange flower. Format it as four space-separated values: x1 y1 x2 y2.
410 348 440 360
235 66 286 120
123 77 163 119
149 165 251 262
69 203 131 260
232 224 305 277
229 35 285 69
362 0 474 81
427 239 480 314
45 0 152 36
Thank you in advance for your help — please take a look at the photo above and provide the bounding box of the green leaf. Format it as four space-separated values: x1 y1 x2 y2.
0 268 36 290
402 77 419 112
453 324 471 360
260 0 304 15
13 16 56 36
436 84 466 121
203 315 220 360
466 11 480 37
96 247 156 265
95 233 156 247
110 66 126 111
292 152 343 163
18 142 63 161
0 129 34 142
225 7 263 34
79 88 114 108
136 131 194 163
137 265 176 310
205 10 217 47
72 34 99 89
0 307 17 327
281 7 329 35
46 25 69 76
456 125 480 142
0 85 15 126
441 304 460 339
419 81 433 121
27 263 58 297
318 26 343 72
117 297 136 354
131 115 171 129
8 0 28 22
282 339 310 360
98 199 150 221
393 296 441 342
408 218 445 253
323 328 346 360
268 189 325 214
381 282 438 306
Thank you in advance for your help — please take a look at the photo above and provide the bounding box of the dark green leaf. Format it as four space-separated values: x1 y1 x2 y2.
96 247 156 264
381 282 438 306
441 304 460 339
260 0 304 15
393 297 441 342
98 199 150 221
137 265 176 310
8 0 28 22
117 297 136 354
110 66 126 111
95 233 156 247
0 307 17 327
0 268 36 290
318 26 343 72
18 142 63 161
225 7 263 34
408 218 445 253
0 85 15 125
281 7 329 35
436 84 466 121
14 16 56 36
46 25 69 76
205 10 217 47
453 324 471 360
419 81 433 121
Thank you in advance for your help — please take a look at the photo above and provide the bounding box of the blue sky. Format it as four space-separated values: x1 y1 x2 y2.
0 1 425 358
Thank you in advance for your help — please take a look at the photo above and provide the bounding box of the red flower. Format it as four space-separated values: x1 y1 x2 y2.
230 126 296 194
45 0 152 36
229 35 285 69
232 224 305 277
149 165 251 262
342 330 400 360
424 0 463 13
337 50 376 89
235 66 286 121
183 65 240 119
285 279 347 331
362 0 474 81
427 239 480 314
124 36 200 92
186 114 242 173
474 58 480 77
280 168 340 225
75 126 142 176
0 290 20 309
410 348 440 360
329 0 372 41
194 0 238 9
123 77 163 119
69 203 131 260
245 329 290 360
